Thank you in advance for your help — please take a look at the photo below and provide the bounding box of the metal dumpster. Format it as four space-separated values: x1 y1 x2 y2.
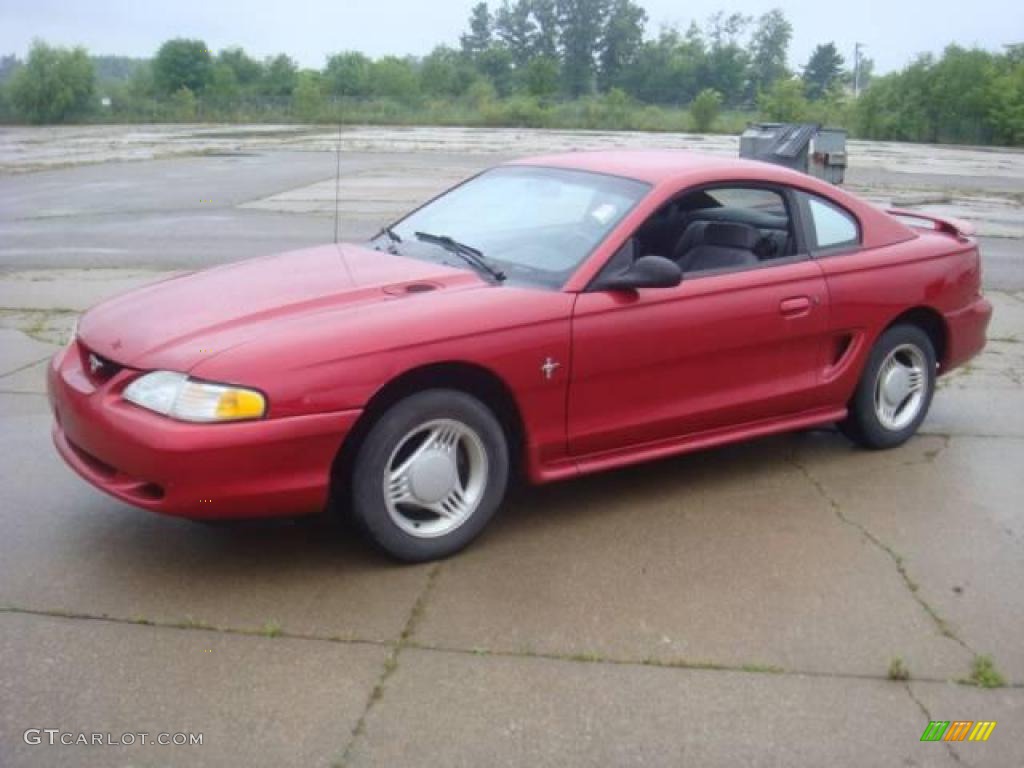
739 122 847 184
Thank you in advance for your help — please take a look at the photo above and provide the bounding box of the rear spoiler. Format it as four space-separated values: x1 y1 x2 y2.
887 208 976 240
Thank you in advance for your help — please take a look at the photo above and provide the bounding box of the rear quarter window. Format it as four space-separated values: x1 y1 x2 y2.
806 195 860 250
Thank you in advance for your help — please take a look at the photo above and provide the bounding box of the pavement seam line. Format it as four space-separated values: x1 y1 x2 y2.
903 682 965 765
334 562 442 767
0 605 388 648
0 354 52 381
789 453 974 654
6 606 1015 692
919 431 1024 440
6 603 1021 690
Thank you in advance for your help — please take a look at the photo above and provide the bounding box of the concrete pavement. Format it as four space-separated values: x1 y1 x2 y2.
1 129 1022 766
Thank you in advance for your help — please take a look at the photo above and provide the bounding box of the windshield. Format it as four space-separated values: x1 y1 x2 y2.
382 166 650 288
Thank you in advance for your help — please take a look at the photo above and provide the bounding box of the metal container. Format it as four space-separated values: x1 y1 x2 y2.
739 122 847 184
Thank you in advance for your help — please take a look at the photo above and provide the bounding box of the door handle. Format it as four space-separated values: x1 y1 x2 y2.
780 296 813 317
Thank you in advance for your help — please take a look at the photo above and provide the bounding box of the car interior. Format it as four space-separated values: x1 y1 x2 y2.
632 186 798 275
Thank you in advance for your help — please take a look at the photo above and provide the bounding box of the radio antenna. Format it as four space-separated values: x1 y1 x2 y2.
333 119 342 244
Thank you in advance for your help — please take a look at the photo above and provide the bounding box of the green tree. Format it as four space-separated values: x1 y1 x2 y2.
168 85 198 120
530 0 560 60
370 57 419 103
464 77 498 110
558 0 609 97
153 39 212 95
292 71 323 120
701 12 750 105
260 54 298 99
10 40 95 123
598 0 647 91
748 9 792 98
803 42 844 100
204 62 240 112
927 45 997 143
461 3 494 60
495 0 536 68
217 47 262 87
523 56 560 99
477 47 515 96
324 51 373 99
758 78 809 121
420 46 475 98
620 26 703 105
690 87 722 132
988 59 1024 145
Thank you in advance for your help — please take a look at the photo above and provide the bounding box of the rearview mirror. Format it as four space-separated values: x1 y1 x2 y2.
594 255 682 291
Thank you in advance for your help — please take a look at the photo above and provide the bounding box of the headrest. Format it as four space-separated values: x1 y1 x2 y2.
703 221 760 250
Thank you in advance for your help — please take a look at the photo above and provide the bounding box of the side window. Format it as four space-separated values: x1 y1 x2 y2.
628 185 798 277
806 195 860 250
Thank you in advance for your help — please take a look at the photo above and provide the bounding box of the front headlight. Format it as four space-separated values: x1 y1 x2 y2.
123 371 266 422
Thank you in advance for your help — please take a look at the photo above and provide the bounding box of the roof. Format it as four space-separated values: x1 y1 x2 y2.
504 149 797 185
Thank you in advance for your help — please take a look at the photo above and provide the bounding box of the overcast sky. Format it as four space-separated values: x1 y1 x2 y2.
1 0 1021 74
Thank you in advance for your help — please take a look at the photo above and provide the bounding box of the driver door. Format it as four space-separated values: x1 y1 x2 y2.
567 184 831 457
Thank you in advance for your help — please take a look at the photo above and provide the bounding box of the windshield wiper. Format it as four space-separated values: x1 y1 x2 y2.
372 226 402 254
414 231 506 283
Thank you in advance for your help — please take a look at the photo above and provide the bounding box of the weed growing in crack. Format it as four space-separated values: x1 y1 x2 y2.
888 656 910 681
961 654 1005 688
260 620 283 638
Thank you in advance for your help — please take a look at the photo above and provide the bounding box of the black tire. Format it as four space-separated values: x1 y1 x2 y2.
839 324 936 450
350 389 509 562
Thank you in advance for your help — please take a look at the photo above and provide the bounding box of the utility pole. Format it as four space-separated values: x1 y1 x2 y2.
853 43 865 98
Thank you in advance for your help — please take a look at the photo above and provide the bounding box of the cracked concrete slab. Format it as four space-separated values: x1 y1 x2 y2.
412 435 969 680
0 403 435 644
0 359 49 394
0 612 386 768
793 432 1024 683
347 647 964 768
0 329 57 378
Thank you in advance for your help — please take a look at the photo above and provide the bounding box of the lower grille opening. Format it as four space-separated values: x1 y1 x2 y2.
65 437 165 501
136 482 166 500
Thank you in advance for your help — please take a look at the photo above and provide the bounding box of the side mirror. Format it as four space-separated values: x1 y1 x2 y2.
594 255 682 291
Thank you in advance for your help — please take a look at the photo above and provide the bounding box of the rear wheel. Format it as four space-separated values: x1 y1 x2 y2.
350 389 509 562
840 324 936 449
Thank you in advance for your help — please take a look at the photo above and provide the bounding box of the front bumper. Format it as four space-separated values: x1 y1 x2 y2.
47 341 360 519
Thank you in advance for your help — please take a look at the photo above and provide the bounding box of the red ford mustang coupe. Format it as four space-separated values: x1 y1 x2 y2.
48 151 992 561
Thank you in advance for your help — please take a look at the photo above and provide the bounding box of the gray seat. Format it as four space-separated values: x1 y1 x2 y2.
754 230 789 260
675 221 761 273
670 220 710 264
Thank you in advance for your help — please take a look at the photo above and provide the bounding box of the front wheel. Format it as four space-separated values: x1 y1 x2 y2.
350 389 509 562
839 324 936 449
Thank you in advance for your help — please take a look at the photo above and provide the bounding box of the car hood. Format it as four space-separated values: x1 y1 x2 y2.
77 243 485 371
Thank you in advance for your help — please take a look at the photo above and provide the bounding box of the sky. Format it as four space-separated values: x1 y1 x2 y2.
0 0 1021 74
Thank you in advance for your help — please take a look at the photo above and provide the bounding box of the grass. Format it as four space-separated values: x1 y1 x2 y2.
961 654 1006 688
260 620 283 638
888 656 910 681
